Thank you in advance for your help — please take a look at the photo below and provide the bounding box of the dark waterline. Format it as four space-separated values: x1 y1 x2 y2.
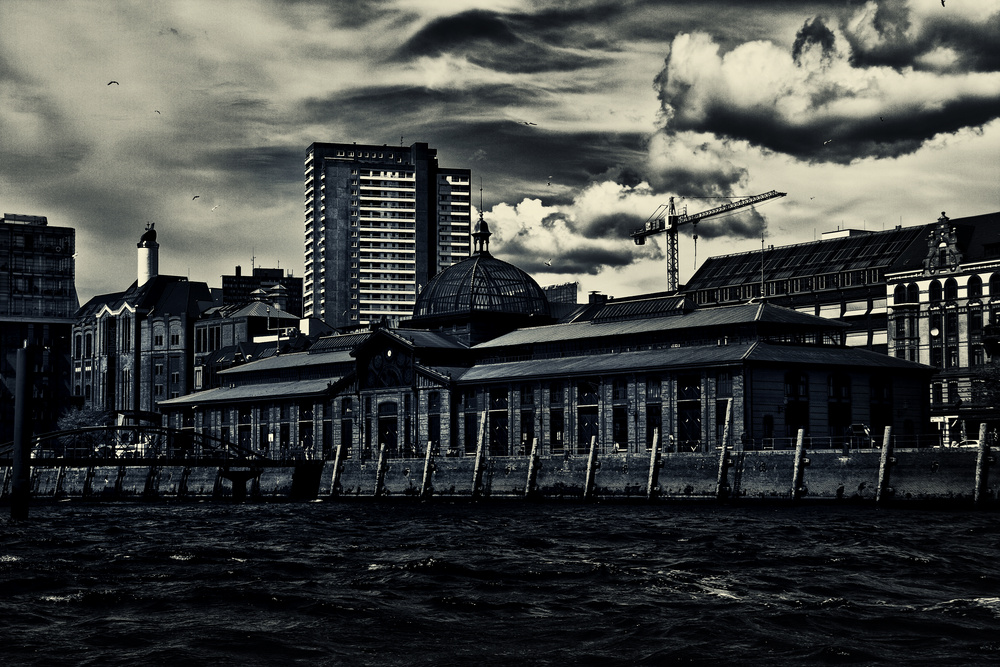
3 501 1000 666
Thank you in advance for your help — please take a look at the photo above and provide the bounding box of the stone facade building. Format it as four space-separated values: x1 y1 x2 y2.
160 217 932 460
73 224 217 422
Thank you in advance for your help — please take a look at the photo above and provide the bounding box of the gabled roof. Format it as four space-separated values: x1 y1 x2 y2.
77 275 214 320
203 300 299 320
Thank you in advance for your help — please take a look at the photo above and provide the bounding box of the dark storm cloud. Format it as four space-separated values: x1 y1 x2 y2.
688 208 765 240
792 17 837 65
500 234 638 276
394 9 610 73
846 5 1000 73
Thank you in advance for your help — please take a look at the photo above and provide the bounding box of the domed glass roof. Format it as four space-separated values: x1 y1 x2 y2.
413 253 551 320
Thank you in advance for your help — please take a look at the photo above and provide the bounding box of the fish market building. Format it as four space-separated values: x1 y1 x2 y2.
160 218 933 458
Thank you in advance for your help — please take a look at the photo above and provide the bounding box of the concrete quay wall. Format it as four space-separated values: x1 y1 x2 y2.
2 445 997 505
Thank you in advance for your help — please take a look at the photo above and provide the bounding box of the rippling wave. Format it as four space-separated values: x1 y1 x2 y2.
2 502 999 665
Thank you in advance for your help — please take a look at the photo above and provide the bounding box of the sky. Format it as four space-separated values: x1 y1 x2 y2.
3 0 1000 307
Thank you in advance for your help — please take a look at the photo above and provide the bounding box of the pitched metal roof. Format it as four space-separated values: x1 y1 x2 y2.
219 349 354 375
452 340 930 384
158 377 338 406
474 302 844 349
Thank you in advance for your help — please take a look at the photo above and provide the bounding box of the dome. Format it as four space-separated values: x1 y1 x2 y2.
413 253 550 320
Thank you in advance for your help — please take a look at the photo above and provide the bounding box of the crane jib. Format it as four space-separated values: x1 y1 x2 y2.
630 190 786 240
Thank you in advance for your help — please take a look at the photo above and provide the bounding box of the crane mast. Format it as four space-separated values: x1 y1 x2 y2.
631 189 786 292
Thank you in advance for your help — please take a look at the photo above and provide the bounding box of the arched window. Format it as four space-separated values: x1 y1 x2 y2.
968 275 983 300
906 283 919 303
893 284 907 304
929 280 943 302
990 273 1000 300
944 278 958 301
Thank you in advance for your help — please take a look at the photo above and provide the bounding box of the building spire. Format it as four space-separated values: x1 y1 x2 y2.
474 178 491 255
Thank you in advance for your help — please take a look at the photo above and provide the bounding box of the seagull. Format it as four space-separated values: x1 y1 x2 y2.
823 139 833 145
155 110 161 114
212 205 219 211
941 0 945 6
879 115 884 121
547 176 552 186
192 195 200 200
521 121 537 126
107 80 119 85
544 259 552 267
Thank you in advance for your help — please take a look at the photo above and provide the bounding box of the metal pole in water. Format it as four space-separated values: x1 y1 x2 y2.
11 342 33 520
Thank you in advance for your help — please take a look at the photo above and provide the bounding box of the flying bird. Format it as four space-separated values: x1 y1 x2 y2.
212 205 219 211
521 121 537 126
941 0 945 6
155 110 161 114
107 81 119 85
823 139 833 145
192 195 200 200
544 259 553 267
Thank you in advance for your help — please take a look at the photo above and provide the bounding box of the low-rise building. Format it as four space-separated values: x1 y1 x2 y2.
161 217 933 459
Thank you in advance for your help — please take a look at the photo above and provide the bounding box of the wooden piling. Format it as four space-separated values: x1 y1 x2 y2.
524 437 540 499
330 442 345 497
875 425 894 505
646 429 661 501
10 344 32 520
583 436 599 500
716 399 732 500
374 444 388 497
790 429 807 501
974 422 991 508
471 411 488 499
420 440 435 499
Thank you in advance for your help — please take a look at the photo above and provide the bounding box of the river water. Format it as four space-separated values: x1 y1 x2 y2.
2 500 999 666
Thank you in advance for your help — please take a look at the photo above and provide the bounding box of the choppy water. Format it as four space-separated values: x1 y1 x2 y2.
2 500 1000 666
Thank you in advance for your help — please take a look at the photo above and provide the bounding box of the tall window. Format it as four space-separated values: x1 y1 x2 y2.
968 275 983 299
784 372 809 437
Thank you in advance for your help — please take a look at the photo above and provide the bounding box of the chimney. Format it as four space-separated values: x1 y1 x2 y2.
235 265 242 277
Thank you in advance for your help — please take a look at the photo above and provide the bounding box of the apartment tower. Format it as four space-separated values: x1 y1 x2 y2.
304 141 472 328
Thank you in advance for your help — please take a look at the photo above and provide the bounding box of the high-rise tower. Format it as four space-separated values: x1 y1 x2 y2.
303 141 472 328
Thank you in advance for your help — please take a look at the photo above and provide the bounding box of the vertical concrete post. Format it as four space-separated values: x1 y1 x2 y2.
11 343 33 520
790 428 807 501
974 422 991 508
420 440 435 499
646 429 661 501
374 443 388 497
330 442 344 497
876 425 894 505
472 411 488 499
524 437 540 499
583 435 599 500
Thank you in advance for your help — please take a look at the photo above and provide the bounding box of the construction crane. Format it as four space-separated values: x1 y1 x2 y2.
631 190 786 293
